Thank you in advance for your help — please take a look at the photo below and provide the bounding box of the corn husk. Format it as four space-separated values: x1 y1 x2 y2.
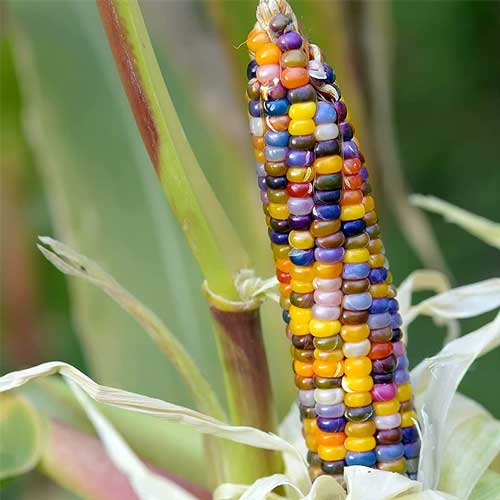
411 195 500 250
412 312 500 490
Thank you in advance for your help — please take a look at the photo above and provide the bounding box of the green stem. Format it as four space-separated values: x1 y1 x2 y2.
96 0 248 300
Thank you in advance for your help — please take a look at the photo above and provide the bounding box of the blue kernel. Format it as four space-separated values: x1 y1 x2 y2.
289 248 314 266
313 204 341 220
265 131 290 147
369 267 388 284
345 450 377 467
342 219 366 236
263 98 290 116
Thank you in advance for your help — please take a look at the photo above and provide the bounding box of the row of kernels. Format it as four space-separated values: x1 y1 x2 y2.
308 100 347 475
247 28 294 344
247 26 321 471
337 122 378 469
344 120 419 477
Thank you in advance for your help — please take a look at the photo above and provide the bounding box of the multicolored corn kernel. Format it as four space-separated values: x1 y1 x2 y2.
246 0 419 481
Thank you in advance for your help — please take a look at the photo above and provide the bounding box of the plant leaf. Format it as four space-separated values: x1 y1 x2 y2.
411 195 500 250
214 473 344 500
66 380 199 500
404 278 500 326
0 361 310 489
8 0 225 409
397 270 459 344
37 236 225 421
411 312 500 489
469 469 500 500
438 393 500 499
278 403 310 493
28 377 207 488
345 467 422 500
0 393 46 479
97 0 248 299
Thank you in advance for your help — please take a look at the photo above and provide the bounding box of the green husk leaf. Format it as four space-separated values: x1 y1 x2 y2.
97 0 248 299
438 393 500 499
411 195 500 250
67 381 198 500
37 236 225 421
411 312 500 489
469 469 500 500
0 361 310 489
0 393 46 479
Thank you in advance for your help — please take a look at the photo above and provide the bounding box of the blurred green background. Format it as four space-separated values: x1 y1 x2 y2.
1 1 499 498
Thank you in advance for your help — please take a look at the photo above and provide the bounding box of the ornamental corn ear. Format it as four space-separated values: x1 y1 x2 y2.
245 0 421 481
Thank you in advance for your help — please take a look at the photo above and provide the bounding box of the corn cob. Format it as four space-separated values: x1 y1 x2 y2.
246 0 420 481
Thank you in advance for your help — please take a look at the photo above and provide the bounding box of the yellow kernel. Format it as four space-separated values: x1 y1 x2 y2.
345 421 376 438
271 244 290 260
309 319 341 337
254 149 265 162
378 457 407 473
341 324 370 342
344 357 372 377
303 418 318 435
368 253 385 268
289 119 315 136
397 383 413 402
290 280 314 293
289 321 310 335
342 376 373 393
313 359 343 378
268 202 289 220
313 262 343 279
344 437 376 452
287 166 315 183
290 265 315 281
363 195 375 212
318 445 346 461
314 348 344 362
294 360 314 377
368 238 384 254
370 283 389 298
305 433 318 452
340 204 365 222
314 155 343 174
374 398 401 416
289 102 317 120
401 411 417 428
289 306 312 322
289 230 314 249
344 248 370 264
344 391 372 408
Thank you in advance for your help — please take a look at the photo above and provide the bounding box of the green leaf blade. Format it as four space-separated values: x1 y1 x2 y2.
0 393 46 480
8 0 225 408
